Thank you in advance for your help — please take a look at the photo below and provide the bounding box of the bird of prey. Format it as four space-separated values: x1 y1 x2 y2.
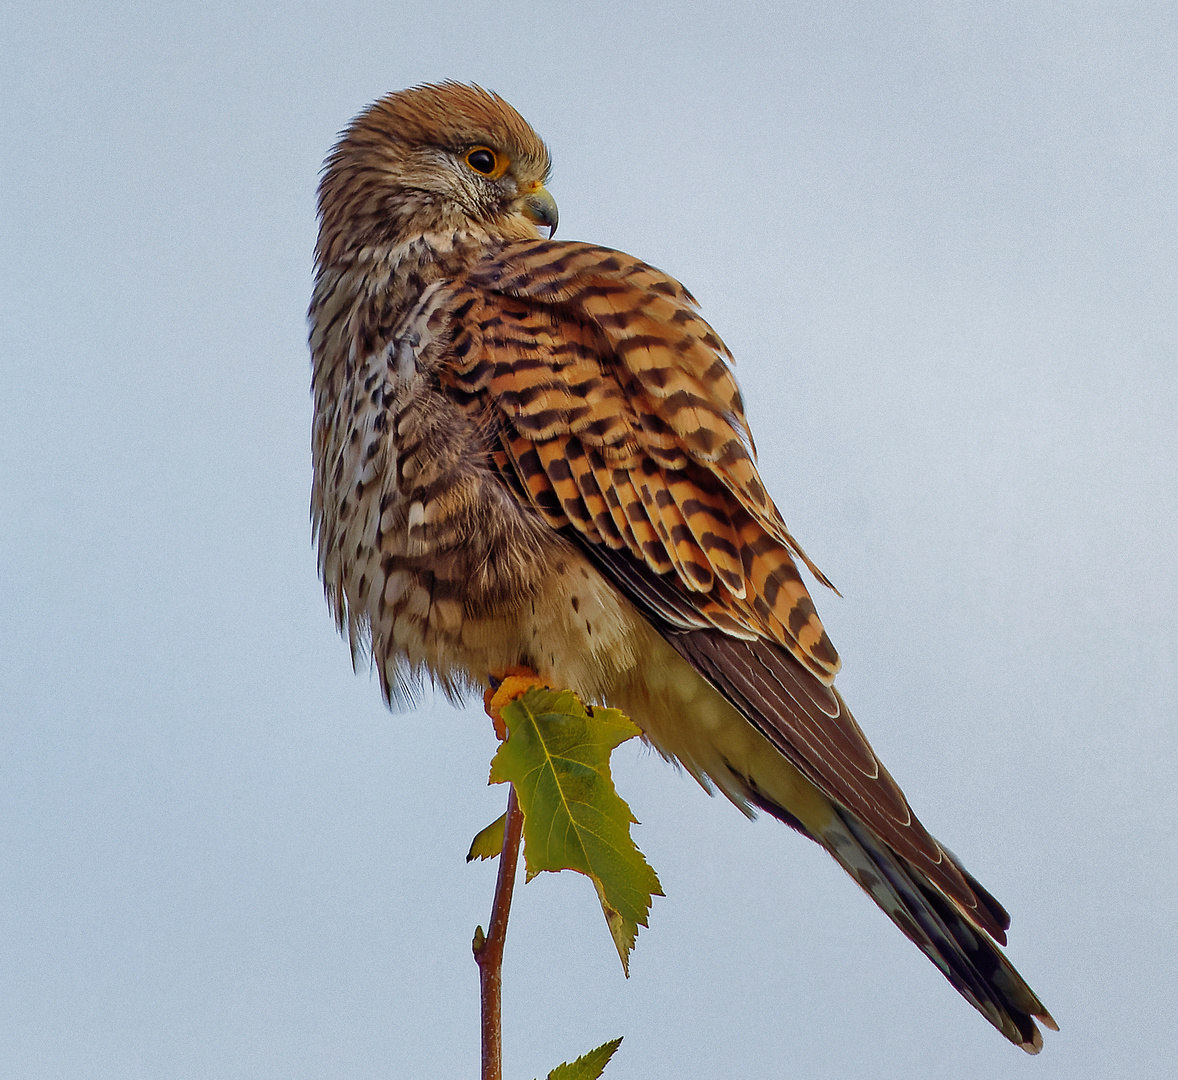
309 81 1055 1052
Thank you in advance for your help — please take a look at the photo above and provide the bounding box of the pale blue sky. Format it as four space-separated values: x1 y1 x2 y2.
2 2 1175 1078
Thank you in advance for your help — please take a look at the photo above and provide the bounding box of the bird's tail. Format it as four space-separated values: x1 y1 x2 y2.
806 805 1057 1052
747 780 1058 1052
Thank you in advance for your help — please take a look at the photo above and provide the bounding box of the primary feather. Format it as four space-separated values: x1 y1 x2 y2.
309 81 1056 1052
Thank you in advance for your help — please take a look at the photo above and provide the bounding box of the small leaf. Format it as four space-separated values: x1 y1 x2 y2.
489 687 663 974
466 813 506 862
544 1036 623 1080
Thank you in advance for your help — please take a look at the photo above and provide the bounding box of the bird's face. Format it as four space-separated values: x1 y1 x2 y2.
316 82 557 265
396 139 558 237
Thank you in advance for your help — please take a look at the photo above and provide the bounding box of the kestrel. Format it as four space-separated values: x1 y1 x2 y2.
309 82 1055 1052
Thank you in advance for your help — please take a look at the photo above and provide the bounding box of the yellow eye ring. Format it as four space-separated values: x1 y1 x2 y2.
464 145 507 179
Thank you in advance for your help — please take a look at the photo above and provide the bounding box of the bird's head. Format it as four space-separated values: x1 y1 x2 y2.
316 82 557 265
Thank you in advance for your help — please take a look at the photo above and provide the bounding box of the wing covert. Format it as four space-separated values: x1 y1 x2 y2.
437 238 841 682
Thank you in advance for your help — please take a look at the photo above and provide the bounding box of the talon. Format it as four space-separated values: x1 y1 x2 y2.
484 665 548 739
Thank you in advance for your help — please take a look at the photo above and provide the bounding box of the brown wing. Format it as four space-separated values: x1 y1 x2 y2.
435 238 1005 942
582 540 1012 946
441 239 840 673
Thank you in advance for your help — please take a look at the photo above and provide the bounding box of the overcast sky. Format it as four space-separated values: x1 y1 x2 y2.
2 2 1175 1078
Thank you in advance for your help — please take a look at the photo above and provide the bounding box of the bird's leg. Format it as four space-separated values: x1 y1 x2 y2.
471 666 544 1080
483 665 549 740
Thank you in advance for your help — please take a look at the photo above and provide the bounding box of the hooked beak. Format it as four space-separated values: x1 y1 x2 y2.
520 184 559 238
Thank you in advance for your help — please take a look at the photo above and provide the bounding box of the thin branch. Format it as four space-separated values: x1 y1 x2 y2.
473 784 524 1080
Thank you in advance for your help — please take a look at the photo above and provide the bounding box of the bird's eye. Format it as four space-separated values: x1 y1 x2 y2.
464 146 502 177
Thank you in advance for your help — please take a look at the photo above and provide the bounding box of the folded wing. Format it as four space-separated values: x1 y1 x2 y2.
431 237 1055 1045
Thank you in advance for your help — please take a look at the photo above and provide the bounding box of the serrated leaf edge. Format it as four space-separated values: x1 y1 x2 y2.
543 1036 624 1080
466 813 507 862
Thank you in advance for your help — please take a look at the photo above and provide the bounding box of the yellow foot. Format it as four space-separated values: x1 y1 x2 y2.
484 665 549 740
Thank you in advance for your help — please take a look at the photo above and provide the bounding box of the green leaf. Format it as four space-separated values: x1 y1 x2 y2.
544 1036 623 1080
466 813 506 862
489 686 663 974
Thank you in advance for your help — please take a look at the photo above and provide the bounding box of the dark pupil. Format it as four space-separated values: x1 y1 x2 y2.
468 149 496 174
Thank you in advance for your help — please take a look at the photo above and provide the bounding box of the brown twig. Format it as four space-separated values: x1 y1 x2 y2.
472 784 524 1080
